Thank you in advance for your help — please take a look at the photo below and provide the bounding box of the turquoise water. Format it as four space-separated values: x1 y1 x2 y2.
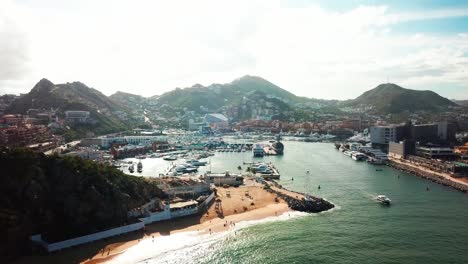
122 142 468 264
202 142 468 264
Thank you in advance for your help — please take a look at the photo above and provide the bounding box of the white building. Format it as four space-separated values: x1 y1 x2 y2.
204 113 228 129
65 111 90 122
370 125 399 145
93 135 167 148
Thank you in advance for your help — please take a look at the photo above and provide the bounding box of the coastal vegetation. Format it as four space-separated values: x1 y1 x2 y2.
0 148 164 261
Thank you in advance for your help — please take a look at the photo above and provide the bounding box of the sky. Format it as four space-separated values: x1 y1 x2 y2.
0 0 467 100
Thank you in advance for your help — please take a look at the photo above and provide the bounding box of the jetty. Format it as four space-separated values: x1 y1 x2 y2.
263 180 334 213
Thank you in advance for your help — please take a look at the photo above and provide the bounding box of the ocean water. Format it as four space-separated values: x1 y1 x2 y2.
119 142 468 264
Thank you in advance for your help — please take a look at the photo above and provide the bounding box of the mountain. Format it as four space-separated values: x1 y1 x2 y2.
6 79 133 140
345 83 457 113
156 75 304 110
109 91 152 109
8 79 128 114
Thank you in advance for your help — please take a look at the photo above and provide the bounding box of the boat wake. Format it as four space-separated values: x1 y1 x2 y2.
112 211 308 264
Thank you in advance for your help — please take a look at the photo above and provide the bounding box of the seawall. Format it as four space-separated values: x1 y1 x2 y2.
389 161 468 193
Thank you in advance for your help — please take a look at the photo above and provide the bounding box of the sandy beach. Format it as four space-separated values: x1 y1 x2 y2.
15 182 292 264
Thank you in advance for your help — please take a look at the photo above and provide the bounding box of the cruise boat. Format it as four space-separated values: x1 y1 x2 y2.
253 144 265 157
376 195 391 205
137 161 143 173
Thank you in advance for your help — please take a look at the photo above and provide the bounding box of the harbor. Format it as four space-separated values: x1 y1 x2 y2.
16 141 468 264
97 142 468 263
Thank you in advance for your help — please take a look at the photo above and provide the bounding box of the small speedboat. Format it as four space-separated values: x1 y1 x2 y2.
163 155 177 161
376 195 391 205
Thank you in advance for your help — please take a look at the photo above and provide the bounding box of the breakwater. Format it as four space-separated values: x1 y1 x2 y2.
265 181 335 213
389 161 468 193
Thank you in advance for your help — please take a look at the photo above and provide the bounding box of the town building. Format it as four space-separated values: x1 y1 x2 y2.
0 123 59 150
65 111 90 123
370 124 405 145
388 140 416 159
415 146 456 160
156 177 211 197
110 144 150 158
454 143 468 160
81 135 167 148
202 172 243 186
204 113 228 130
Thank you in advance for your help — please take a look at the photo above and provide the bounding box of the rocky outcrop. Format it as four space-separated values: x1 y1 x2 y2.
265 182 334 213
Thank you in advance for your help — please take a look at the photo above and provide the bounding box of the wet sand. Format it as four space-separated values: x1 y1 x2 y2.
15 184 291 264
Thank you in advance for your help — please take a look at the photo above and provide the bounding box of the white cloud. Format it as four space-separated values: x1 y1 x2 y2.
0 0 467 99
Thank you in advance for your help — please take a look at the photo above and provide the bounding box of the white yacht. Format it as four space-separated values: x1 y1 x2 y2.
351 152 367 161
137 161 143 172
185 159 207 166
376 195 391 205
163 155 177 161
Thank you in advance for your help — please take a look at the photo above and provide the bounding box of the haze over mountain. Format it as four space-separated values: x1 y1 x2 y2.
5 76 459 127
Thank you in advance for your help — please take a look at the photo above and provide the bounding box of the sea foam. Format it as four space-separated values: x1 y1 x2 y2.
112 211 308 264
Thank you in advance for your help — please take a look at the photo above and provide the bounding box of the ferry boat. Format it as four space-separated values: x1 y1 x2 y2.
137 161 143 173
376 195 391 205
253 144 265 157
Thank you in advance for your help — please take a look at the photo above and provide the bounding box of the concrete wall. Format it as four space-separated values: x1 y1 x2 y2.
33 193 216 252
139 208 171 224
39 221 144 252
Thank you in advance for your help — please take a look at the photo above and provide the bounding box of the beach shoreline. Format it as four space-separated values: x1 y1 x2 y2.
15 184 294 264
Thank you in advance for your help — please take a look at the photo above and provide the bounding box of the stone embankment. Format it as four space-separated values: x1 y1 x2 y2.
265 181 334 213
389 161 468 193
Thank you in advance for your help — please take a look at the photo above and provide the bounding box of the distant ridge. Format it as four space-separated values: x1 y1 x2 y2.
345 83 457 113
6 79 132 140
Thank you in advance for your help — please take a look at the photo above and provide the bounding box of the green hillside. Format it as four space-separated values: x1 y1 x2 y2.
346 83 457 113
6 79 133 140
0 147 164 261
156 75 313 111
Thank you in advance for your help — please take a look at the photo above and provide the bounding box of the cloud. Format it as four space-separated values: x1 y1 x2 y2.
0 0 467 99
0 0 31 93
